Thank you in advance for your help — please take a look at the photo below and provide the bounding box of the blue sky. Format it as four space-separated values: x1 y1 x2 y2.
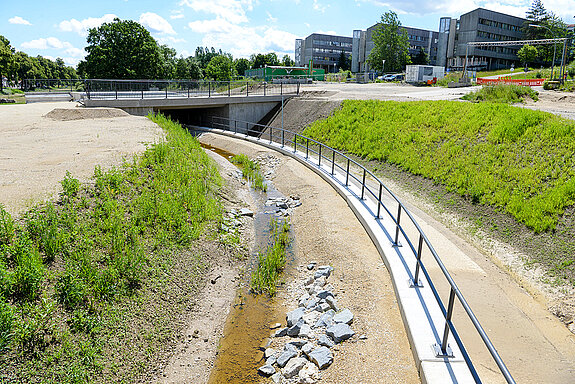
3 0 574 67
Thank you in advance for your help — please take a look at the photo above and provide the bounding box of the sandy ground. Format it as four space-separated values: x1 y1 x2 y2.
197 132 421 384
0 102 163 216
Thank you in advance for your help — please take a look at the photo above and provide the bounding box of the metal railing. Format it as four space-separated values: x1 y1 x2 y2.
199 115 516 384
83 79 300 100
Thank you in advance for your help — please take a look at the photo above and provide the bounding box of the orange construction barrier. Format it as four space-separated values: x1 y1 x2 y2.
476 77 545 86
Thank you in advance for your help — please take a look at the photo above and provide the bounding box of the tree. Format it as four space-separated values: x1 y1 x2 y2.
159 45 177 79
205 55 234 81
83 18 162 79
251 52 280 69
337 51 351 71
368 11 411 72
411 47 429 65
526 0 548 23
0 35 16 91
234 58 251 76
281 55 294 67
517 44 538 67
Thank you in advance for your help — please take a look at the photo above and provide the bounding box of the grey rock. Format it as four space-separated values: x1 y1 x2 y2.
306 262 317 270
277 201 289 209
318 302 331 312
325 295 339 311
266 355 277 366
239 208 254 217
314 309 335 328
298 362 319 383
265 348 277 358
301 342 313 356
274 327 288 337
314 266 333 279
277 344 298 367
299 323 312 338
308 346 333 369
298 293 310 307
318 334 335 348
286 307 305 327
303 311 321 325
316 290 333 300
333 309 354 325
271 372 282 383
314 275 327 287
258 364 276 376
305 296 320 309
287 339 306 348
270 323 282 330
326 323 355 343
287 318 304 337
304 276 314 286
281 357 307 379
359 334 368 340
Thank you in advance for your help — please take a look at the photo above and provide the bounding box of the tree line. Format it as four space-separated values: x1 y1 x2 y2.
1 17 297 88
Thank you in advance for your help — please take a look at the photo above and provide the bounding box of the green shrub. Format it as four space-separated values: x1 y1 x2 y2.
13 248 45 302
231 154 267 192
251 219 290 296
56 273 87 310
61 171 80 202
462 84 538 103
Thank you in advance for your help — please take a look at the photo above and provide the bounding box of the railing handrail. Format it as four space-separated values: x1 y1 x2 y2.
201 115 515 384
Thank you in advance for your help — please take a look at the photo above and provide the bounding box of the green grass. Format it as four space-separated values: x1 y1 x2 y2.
462 84 539 103
0 113 225 382
251 219 290 296
231 154 268 192
303 100 575 233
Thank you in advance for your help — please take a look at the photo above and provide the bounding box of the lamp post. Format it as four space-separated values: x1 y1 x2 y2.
529 24 557 80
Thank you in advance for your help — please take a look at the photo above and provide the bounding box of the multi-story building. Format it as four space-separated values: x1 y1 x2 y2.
295 33 353 73
437 8 527 71
352 24 439 72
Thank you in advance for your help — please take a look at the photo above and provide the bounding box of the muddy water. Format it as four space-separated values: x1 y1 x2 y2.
201 142 293 384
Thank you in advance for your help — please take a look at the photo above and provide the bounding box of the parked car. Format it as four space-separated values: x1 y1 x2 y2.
380 74 404 81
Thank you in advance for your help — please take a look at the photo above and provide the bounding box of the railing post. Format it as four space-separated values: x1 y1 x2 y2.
393 205 402 246
297 82 300 95
435 288 456 358
269 126 273 144
188 82 190 98
281 129 285 147
361 169 366 200
293 134 297 153
264 82 266 96
208 82 211 97
165 86 168 99
331 150 336 175
246 81 249 96
377 183 383 218
411 235 424 287
306 138 309 159
318 145 322 167
141 89 144 99
281 82 283 95
115 89 118 100
234 120 237 134
345 159 350 186
228 81 231 97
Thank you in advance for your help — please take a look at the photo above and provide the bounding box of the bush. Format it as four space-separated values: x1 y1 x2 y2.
462 84 538 103
60 171 80 202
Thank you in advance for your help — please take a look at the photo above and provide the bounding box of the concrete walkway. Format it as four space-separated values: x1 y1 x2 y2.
199 127 575 384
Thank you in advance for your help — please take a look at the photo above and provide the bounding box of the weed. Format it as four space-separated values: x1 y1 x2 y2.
0 298 14 352
251 219 290 296
61 171 80 202
0 206 15 246
461 84 538 103
231 154 268 192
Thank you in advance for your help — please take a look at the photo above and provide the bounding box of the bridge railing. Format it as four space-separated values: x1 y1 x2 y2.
82 79 300 100
200 115 516 384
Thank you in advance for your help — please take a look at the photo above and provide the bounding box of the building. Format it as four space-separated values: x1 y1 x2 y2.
295 33 353 73
437 8 527 71
352 24 439 72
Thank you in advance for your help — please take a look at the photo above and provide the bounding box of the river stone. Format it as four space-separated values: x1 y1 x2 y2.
308 346 333 369
266 355 277 366
299 323 312 339
305 275 314 285
239 208 254 217
314 266 333 279
318 302 331 312
316 290 333 300
299 362 320 383
326 323 355 343
281 357 307 379
287 307 305 327
271 372 282 383
306 262 317 270
265 348 276 358
315 275 327 287
274 327 288 337
314 309 335 328
301 342 313 357
325 295 339 311
333 309 354 325
303 311 321 325
287 318 304 337
318 334 335 348
305 296 320 309
298 293 310 307
258 364 276 376
277 344 298 367
287 339 306 348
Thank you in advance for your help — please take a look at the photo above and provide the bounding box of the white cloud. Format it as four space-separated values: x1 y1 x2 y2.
313 0 329 13
9 16 32 25
171 13 185 19
139 12 176 35
157 36 187 45
266 11 278 23
180 0 254 24
21 37 84 58
58 14 117 36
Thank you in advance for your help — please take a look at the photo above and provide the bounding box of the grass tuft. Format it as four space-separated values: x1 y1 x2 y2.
231 154 268 192
251 219 290 296
462 84 538 103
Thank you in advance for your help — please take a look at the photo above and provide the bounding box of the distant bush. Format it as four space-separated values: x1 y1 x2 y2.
462 84 538 103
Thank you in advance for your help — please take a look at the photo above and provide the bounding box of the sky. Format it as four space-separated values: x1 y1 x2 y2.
3 0 575 67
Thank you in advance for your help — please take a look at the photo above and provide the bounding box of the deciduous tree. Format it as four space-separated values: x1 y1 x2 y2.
205 55 234 81
368 11 411 72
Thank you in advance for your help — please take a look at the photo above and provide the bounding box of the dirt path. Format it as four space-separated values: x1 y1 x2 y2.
197 132 421 384
0 102 163 215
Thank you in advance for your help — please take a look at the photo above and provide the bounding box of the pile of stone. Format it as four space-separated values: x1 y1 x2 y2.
265 196 302 217
0 98 16 104
258 264 355 383
255 154 281 180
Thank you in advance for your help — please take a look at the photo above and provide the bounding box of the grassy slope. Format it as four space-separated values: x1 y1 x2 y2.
0 114 226 382
303 100 575 233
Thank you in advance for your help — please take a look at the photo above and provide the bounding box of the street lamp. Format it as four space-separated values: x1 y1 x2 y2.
529 24 557 80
